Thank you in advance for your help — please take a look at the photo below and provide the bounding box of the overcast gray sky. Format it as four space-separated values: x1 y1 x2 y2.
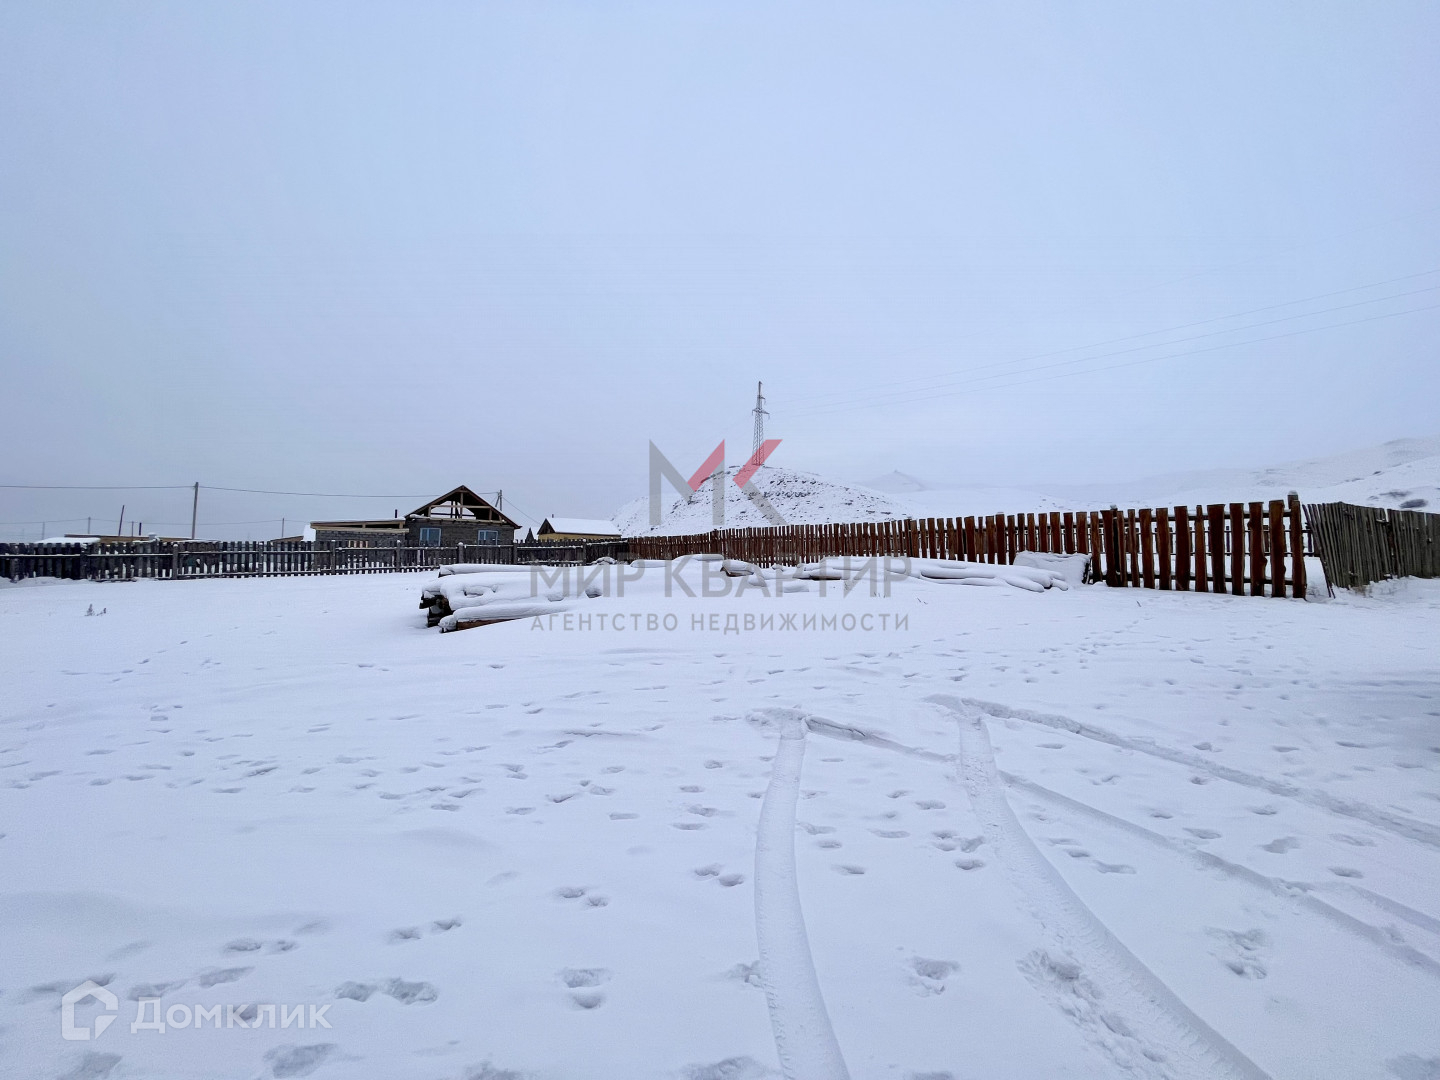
2 2 1437 539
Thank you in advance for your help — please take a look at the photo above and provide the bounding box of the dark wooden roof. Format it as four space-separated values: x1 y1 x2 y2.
407 485 519 529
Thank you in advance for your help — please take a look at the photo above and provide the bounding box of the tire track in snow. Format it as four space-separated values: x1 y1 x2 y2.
1003 770 1440 981
769 705 1440 981
931 694 1272 1080
754 712 852 1080
962 696 1440 850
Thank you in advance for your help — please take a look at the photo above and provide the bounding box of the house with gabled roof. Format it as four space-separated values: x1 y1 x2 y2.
537 517 622 541
311 486 519 546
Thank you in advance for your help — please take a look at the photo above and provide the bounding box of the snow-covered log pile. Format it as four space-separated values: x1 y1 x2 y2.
421 554 1079 632
420 565 605 631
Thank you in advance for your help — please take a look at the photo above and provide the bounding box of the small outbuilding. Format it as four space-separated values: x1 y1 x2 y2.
537 517 622 542
312 486 519 546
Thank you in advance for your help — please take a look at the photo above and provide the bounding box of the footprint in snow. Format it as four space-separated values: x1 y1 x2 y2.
1386 1053 1440 1080
196 967 251 988
1094 862 1135 874
388 927 422 943
953 858 985 871
834 865 866 875
335 981 376 1001
693 864 721 879
265 1043 335 1078
1333 833 1376 847
1206 928 1269 979
1185 828 1222 840
124 979 182 1001
726 962 764 989
383 978 437 1004
683 1057 769 1080
1262 837 1299 853
908 956 959 996
1329 866 1364 878
560 967 611 1010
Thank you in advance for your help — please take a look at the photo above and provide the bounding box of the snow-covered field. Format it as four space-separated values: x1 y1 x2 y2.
3 566 1439 1080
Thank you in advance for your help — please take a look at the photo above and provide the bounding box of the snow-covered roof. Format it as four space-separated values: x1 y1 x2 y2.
538 517 621 538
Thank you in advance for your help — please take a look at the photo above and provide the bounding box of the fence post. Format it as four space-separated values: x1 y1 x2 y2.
1102 508 1122 586
1157 507 1172 590
1248 501 1265 596
1268 499 1287 599
1139 508 1155 589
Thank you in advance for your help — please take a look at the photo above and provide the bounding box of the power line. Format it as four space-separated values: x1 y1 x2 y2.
0 482 501 499
785 266 1440 411
789 286 1440 419
0 483 190 491
200 485 442 498
795 299 1440 418
495 496 544 528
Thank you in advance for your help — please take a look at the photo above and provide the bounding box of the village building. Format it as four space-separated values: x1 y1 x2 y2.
536 517 622 542
312 486 518 546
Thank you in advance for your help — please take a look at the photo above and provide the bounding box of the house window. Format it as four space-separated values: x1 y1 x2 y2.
419 527 442 546
476 529 499 544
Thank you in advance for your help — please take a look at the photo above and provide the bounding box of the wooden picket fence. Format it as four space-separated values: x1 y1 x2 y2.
628 493 1312 598
1305 502 1440 590
0 538 628 582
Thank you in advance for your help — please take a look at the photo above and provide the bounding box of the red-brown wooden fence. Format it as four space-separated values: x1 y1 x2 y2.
627 493 1311 598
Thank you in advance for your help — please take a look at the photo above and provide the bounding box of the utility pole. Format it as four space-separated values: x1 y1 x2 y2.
117 505 125 535
751 381 769 458
498 489 503 513
190 482 199 540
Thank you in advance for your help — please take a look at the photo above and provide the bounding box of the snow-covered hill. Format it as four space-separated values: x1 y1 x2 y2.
613 465 909 536
1041 435 1440 513
612 437 1439 536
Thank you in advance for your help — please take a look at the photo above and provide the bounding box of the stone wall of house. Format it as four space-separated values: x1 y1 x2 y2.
405 519 516 546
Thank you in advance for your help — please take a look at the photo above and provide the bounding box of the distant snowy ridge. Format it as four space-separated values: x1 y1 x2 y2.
613 436 1439 537
1041 435 1440 513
